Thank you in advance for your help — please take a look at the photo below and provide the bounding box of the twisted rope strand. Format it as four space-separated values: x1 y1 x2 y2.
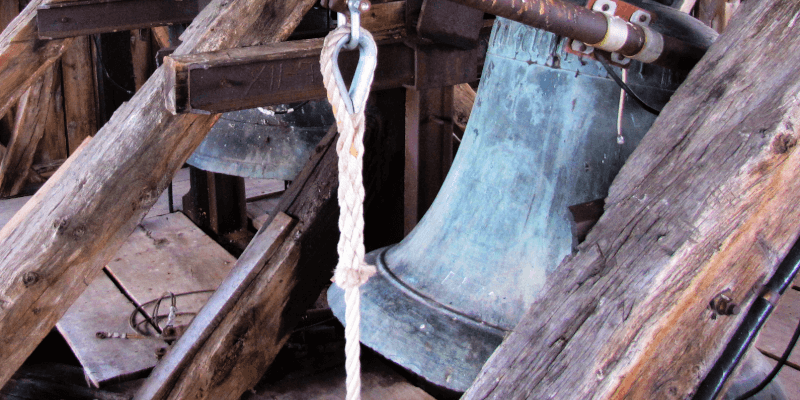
321 24 377 400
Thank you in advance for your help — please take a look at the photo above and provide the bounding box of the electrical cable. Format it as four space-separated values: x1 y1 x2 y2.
595 52 662 116
734 312 800 400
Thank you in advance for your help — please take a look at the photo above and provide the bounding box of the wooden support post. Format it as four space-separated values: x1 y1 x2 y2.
0 66 56 197
0 0 75 119
34 61 69 165
404 86 454 234
0 0 18 30
131 29 152 91
61 35 98 153
0 0 316 387
463 1 800 399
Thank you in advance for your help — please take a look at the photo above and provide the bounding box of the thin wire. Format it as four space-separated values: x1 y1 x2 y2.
129 290 215 336
595 52 662 116
734 313 800 400
91 35 135 96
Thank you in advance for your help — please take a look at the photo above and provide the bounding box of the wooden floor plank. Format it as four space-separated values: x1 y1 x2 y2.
756 288 800 369
765 358 800 400
0 195 31 229
245 178 284 201
105 213 236 332
55 273 166 387
245 193 283 230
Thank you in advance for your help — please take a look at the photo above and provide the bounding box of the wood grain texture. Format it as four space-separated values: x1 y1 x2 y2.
34 61 68 164
131 29 152 91
0 0 74 118
56 273 166 387
0 0 315 388
61 35 97 153
136 129 340 400
105 212 236 325
0 66 56 197
463 1 800 399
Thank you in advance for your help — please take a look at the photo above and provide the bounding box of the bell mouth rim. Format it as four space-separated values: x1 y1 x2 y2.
371 245 508 335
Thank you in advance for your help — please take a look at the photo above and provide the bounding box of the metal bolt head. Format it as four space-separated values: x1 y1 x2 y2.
358 0 371 12
639 14 648 23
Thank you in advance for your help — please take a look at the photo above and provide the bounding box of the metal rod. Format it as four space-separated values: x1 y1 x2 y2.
692 238 800 400
445 0 705 71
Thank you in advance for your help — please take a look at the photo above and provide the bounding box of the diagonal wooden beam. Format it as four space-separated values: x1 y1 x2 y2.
0 64 56 197
0 0 316 387
0 0 75 119
463 1 800 399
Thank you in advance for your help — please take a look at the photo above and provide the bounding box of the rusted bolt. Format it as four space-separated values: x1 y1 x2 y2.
639 14 648 23
22 272 40 287
710 290 739 317
601 4 610 11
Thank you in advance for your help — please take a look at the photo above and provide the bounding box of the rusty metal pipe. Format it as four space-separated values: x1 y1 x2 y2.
447 0 705 71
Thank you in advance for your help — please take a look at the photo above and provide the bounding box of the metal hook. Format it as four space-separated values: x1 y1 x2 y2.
337 0 370 50
330 27 377 115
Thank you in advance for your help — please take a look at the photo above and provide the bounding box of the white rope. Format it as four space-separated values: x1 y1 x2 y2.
321 24 377 400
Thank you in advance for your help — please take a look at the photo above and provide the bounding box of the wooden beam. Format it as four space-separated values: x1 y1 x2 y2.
61 35 97 153
136 130 339 400
36 0 200 39
0 0 75 119
131 29 152 91
0 66 56 197
0 0 316 387
165 35 415 114
34 61 69 165
463 1 800 399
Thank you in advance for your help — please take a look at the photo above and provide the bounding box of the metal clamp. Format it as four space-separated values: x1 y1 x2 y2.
330 28 378 114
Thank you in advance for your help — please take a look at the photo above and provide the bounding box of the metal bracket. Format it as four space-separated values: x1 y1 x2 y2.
567 0 654 68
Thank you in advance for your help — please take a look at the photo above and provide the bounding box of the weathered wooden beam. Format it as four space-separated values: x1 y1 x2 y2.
61 35 97 153
165 35 415 114
0 66 56 197
136 128 340 400
0 0 74 119
463 1 800 399
0 0 316 387
36 0 200 39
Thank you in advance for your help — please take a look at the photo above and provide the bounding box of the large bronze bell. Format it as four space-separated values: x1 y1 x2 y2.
329 17 689 391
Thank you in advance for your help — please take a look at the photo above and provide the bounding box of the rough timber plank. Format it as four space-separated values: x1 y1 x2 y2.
463 1 800 399
0 0 74 118
56 273 165 387
0 0 315 388
0 66 56 197
105 212 236 328
756 288 800 369
62 35 97 153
